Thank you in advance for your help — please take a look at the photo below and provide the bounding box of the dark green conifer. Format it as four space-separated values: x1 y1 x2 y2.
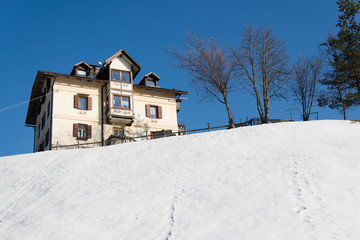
319 0 360 119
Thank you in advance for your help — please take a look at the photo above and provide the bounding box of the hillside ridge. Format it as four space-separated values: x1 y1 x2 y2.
0 120 360 240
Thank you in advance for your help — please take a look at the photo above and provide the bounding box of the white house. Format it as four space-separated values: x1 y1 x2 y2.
25 50 188 152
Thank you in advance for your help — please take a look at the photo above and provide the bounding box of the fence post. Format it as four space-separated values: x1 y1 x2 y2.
207 123 211 132
146 131 148 140
77 140 79 149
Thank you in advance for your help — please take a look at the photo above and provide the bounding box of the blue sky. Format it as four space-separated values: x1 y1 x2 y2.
0 0 358 157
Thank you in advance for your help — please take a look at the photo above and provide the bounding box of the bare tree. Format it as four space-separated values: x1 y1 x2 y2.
291 56 323 121
233 26 290 123
166 31 237 128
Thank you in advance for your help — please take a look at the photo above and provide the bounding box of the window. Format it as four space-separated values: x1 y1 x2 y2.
113 127 124 136
145 104 162 119
79 96 87 109
73 123 92 140
39 141 45 152
146 80 156 87
45 130 49 147
47 103 50 118
150 106 158 118
77 69 87 77
46 78 51 93
78 124 87 139
113 95 130 109
42 113 46 129
111 70 131 83
121 72 130 82
74 95 92 110
41 95 46 105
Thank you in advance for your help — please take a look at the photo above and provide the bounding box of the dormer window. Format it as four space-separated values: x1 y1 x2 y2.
77 69 87 77
139 72 160 87
111 70 131 83
146 80 156 87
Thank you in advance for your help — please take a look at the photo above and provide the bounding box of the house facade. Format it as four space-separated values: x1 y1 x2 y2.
25 50 188 152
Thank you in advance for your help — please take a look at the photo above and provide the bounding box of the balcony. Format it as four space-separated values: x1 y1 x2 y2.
107 108 134 125
108 81 133 91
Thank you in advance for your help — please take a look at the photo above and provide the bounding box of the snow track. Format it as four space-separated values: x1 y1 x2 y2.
0 152 66 225
0 120 360 240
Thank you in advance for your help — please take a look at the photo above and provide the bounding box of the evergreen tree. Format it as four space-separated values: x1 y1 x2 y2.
320 0 360 116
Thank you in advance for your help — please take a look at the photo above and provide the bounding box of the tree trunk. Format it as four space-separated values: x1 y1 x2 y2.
263 98 269 123
303 113 310 121
303 106 310 121
338 82 347 120
254 92 264 124
224 97 235 128
342 101 347 120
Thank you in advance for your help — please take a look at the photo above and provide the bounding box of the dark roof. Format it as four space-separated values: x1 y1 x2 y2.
134 84 188 96
74 61 91 68
143 72 160 80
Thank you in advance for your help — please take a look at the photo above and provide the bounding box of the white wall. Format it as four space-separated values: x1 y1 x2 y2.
51 76 104 148
110 56 131 72
46 74 181 149
126 87 178 138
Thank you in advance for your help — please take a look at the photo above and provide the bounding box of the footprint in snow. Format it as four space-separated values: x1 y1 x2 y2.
293 206 307 214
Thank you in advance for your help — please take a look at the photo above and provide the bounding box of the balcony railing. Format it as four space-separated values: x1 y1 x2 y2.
108 81 133 91
107 107 134 125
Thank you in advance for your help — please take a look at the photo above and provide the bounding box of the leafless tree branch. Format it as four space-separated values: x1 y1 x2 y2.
166 31 237 127
233 25 290 123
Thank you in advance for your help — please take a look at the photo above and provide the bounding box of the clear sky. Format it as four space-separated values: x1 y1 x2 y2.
0 0 358 157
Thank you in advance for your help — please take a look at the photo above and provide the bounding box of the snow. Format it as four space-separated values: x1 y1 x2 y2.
0 120 360 240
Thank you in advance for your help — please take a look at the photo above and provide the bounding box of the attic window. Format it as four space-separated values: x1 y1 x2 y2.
146 80 156 87
77 69 87 77
111 70 131 83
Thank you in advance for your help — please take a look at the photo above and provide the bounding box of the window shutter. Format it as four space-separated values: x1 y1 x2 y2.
158 106 162 119
145 104 150 117
87 97 92 110
74 95 79 109
87 125 92 139
73 123 78 137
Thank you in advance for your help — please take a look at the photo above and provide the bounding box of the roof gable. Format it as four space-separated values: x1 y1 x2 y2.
97 49 141 79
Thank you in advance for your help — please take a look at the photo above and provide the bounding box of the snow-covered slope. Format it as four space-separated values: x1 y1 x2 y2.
0 120 360 240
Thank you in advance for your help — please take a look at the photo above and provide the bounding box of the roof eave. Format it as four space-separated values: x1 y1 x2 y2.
133 84 189 96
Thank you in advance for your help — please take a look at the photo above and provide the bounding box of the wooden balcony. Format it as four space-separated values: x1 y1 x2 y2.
106 107 134 125
108 81 133 91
